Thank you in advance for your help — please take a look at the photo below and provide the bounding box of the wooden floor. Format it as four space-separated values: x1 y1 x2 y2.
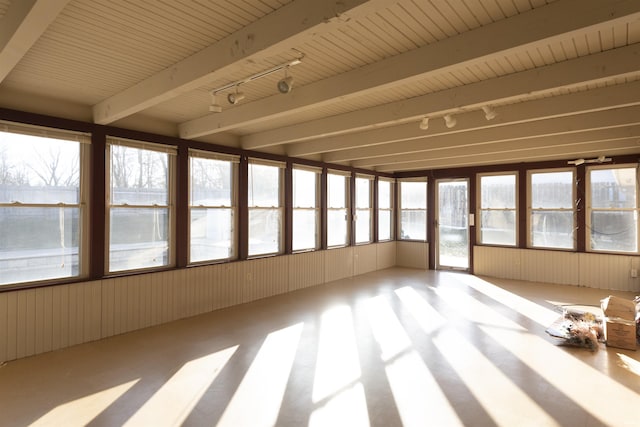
1 268 638 427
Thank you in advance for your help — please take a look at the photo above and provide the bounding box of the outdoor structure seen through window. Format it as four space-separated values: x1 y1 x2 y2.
107 138 175 272
529 170 575 250
399 180 427 241
292 167 320 251
327 172 349 247
0 125 87 286
248 160 283 256
479 173 517 246
588 166 638 253
189 151 237 263
378 179 393 241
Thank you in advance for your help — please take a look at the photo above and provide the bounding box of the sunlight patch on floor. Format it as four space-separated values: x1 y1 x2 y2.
458 275 560 326
31 379 139 427
394 286 446 335
367 295 463 427
217 323 304 427
480 325 640 425
617 353 640 377
124 346 238 426
310 305 368 427
433 329 560 427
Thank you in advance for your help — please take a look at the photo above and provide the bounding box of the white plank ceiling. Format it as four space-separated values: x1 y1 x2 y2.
1 0 640 172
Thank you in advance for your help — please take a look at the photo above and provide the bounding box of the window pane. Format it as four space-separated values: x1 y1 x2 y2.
249 209 281 255
0 207 80 285
0 133 80 204
379 180 391 209
293 209 317 251
590 211 637 252
248 163 280 207
379 210 391 241
190 157 232 206
400 210 426 241
356 178 370 208
531 171 573 209
190 208 234 262
327 209 348 246
293 169 317 208
531 210 574 249
109 207 169 272
401 181 426 209
590 168 636 209
328 174 347 208
480 210 516 246
111 145 169 205
480 175 515 209
355 209 371 243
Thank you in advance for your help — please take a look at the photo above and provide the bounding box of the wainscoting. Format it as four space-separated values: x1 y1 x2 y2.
0 242 396 364
474 246 640 292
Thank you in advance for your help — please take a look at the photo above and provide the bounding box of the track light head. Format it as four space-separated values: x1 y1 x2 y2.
419 117 429 130
277 67 294 94
444 114 456 128
482 105 497 120
209 92 222 112
227 89 245 105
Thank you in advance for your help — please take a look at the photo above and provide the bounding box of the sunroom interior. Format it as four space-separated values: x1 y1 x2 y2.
1 0 640 426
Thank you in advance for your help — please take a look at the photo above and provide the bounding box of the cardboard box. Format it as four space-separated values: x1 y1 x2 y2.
601 296 638 321
604 318 637 351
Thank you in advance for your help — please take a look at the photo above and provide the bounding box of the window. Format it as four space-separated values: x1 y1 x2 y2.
292 166 320 251
355 175 372 244
478 173 517 246
399 180 427 241
0 123 88 286
107 138 175 272
378 179 394 241
587 165 638 253
248 159 283 256
189 150 237 263
528 169 575 249
327 171 350 247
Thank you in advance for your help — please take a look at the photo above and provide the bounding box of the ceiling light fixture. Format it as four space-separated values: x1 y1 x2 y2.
209 52 304 110
277 68 294 94
208 92 222 113
568 155 612 165
444 114 457 128
482 105 497 120
419 117 429 130
227 86 245 104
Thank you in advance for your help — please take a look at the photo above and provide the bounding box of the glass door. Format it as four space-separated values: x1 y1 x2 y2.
436 179 470 270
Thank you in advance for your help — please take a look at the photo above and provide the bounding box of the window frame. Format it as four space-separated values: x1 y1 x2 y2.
355 174 373 244
327 170 351 248
188 149 239 264
398 178 428 242
586 163 639 254
247 158 285 257
292 165 321 252
377 178 394 242
105 137 177 274
527 168 576 250
477 171 518 247
0 122 90 287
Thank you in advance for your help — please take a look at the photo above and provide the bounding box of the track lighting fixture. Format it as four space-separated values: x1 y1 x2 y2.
482 105 497 120
568 155 612 165
208 92 222 113
277 68 294 94
227 86 245 105
208 51 304 112
444 114 457 128
419 117 429 130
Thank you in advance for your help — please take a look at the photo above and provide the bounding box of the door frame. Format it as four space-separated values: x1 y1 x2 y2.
435 178 470 271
